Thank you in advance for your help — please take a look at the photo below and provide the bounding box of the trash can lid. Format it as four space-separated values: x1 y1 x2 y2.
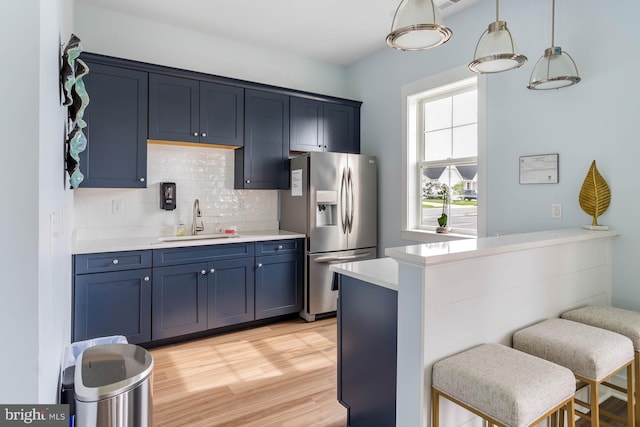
74 343 154 402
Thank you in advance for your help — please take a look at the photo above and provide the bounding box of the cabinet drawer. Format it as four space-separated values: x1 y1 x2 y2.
153 242 254 267
255 239 302 256
75 251 152 274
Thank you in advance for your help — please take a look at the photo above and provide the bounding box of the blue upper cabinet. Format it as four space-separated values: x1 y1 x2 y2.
290 97 360 154
200 82 244 147
80 60 148 188
235 89 290 189
290 97 323 153
324 103 359 154
149 73 244 146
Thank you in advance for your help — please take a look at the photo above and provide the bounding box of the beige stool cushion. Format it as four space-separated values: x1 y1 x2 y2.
432 343 575 427
562 305 640 351
513 318 634 381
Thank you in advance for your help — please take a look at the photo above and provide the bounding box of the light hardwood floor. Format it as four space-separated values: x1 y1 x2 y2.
150 317 347 427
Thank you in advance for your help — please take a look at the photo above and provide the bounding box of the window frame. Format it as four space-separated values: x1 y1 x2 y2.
400 64 488 242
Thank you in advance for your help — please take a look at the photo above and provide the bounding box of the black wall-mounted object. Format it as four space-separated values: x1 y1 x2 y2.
160 182 176 210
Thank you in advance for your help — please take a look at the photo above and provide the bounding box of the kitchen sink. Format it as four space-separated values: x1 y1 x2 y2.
156 233 240 243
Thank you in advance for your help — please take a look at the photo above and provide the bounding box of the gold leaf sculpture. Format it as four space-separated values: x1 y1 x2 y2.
578 160 610 227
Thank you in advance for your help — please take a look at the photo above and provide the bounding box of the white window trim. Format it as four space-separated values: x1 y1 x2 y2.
400 64 488 242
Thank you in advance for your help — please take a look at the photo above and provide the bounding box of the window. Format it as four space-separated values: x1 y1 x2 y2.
401 65 486 240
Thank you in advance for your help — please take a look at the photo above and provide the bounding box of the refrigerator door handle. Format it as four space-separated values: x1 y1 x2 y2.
340 167 348 234
313 252 374 263
347 167 354 233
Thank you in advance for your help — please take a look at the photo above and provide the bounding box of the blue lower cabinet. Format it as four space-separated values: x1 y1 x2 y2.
255 252 303 320
207 258 255 328
152 263 208 340
74 269 152 344
73 239 304 345
337 275 398 427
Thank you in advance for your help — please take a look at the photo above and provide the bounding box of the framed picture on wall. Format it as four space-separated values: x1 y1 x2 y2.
519 154 559 184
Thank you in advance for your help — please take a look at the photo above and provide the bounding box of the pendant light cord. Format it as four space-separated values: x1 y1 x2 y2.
495 0 500 21
551 0 556 46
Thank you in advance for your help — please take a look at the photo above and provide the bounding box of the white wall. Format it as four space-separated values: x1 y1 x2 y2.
38 0 75 402
74 3 349 99
0 0 74 403
0 1 40 403
346 0 640 311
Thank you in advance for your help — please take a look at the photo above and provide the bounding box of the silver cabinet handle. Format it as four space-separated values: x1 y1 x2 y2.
112 259 119 265
201 270 207 275
277 245 283 250
144 276 150 282
257 263 263 268
202 133 207 137
193 132 199 137
139 177 145 182
210 268 215 274
246 179 251 184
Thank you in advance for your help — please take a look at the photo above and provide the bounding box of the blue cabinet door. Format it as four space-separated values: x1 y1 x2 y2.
290 97 323 153
152 263 207 340
148 73 200 143
80 61 148 188
74 269 152 344
324 103 359 154
207 258 255 329
235 89 289 189
200 82 244 147
255 252 303 320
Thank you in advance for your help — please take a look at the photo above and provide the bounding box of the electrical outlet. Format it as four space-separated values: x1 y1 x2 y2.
552 203 562 219
112 199 123 214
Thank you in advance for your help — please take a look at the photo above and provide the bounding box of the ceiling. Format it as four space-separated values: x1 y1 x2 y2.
76 0 477 66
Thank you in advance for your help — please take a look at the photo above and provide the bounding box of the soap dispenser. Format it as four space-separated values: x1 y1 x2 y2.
176 219 185 236
160 182 177 210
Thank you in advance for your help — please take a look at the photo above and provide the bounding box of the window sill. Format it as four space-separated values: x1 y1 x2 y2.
401 229 476 244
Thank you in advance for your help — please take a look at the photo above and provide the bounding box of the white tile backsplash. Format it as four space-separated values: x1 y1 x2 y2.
74 143 279 240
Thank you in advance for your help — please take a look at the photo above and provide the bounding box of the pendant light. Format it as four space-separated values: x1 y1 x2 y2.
468 0 527 73
386 0 452 51
528 0 580 90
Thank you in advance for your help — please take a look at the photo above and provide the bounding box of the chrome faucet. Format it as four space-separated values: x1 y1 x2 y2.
192 199 204 235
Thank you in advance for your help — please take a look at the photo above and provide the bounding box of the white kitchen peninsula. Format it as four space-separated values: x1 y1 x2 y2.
385 228 619 427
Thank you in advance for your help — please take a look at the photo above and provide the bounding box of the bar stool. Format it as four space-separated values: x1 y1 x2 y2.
432 343 576 427
562 305 640 426
513 318 635 427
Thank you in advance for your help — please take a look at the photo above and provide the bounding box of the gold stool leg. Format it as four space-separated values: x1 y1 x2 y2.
635 351 640 427
567 398 575 427
432 388 440 427
591 379 599 427
629 364 636 427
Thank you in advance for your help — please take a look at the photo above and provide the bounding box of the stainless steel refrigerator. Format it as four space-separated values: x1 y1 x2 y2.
280 152 377 321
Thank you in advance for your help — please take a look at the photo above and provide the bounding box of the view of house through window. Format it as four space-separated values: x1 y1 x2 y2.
419 81 477 234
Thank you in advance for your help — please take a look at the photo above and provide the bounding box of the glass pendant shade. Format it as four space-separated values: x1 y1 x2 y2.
469 20 527 73
387 0 452 51
528 47 580 89
528 0 580 90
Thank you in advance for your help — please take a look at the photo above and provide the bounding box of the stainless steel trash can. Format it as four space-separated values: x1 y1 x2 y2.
74 343 153 427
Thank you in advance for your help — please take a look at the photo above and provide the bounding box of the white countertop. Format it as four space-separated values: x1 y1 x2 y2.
385 228 619 267
330 257 398 291
73 230 306 254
